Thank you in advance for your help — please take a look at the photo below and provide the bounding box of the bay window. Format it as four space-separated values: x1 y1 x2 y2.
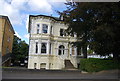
42 24 48 33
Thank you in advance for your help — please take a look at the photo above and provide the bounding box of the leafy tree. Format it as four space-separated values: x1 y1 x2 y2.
58 2 97 58
11 35 29 64
59 2 120 59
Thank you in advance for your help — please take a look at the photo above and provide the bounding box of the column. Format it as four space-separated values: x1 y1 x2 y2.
31 40 35 54
40 24 42 33
48 25 50 34
70 47 72 56
55 41 58 55
81 47 83 56
47 40 50 55
29 40 32 54
74 47 77 56
38 39 41 54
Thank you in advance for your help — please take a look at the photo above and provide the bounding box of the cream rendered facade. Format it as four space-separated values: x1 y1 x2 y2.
28 15 78 69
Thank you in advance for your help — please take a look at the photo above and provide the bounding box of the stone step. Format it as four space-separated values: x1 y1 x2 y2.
64 60 75 69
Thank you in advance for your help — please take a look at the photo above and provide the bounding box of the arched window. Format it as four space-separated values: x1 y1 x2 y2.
41 43 47 53
58 45 65 55
42 24 48 33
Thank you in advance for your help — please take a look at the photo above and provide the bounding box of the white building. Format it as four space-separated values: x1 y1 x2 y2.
28 15 79 70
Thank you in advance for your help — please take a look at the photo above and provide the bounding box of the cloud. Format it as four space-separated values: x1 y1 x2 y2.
11 0 28 10
28 0 53 14
0 0 24 25
24 34 29 39
15 31 21 38
25 15 29 32
0 0 53 26
49 0 66 8
0 0 66 43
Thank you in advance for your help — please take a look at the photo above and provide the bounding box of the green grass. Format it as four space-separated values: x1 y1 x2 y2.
80 58 120 72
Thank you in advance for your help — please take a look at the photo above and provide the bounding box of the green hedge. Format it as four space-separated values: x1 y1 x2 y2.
80 58 120 72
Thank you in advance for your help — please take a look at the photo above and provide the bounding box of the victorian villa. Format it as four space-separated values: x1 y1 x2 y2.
28 15 79 69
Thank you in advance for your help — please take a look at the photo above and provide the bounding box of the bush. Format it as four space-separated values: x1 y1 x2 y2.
80 58 120 72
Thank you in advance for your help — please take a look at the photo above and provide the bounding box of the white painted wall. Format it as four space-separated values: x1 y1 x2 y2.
28 16 78 69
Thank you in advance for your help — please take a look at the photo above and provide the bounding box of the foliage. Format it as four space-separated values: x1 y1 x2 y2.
80 58 120 72
59 2 120 59
11 35 29 63
87 49 94 54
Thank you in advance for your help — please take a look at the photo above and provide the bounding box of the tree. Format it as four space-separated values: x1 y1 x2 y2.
59 2 120 59
58 2 97 58
11 35 29 64
90 2 120 60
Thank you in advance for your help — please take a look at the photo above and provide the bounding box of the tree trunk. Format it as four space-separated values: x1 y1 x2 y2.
82 45 87 58
113 53 119 60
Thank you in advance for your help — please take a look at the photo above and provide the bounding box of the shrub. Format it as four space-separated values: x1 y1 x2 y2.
80 58 120 72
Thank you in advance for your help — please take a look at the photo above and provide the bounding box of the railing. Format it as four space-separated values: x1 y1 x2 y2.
69 56 77 68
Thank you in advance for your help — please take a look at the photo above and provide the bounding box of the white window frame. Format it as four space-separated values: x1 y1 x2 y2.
42 24 48 33
41 42 47 54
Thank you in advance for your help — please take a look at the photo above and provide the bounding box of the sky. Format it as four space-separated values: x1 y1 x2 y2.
0 0 68 44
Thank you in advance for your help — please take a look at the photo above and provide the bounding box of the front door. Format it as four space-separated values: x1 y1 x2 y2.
58 45 68 59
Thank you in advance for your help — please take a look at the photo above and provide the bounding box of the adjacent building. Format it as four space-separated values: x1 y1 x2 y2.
28 15 80 69
0 16 15 66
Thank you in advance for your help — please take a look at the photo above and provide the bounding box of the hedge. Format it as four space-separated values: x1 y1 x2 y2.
80 58 120 72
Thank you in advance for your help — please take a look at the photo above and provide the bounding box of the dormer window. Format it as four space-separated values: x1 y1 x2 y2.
42 24 48 33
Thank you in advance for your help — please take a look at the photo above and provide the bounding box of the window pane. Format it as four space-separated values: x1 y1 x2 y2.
58 45 65 55
42 24 48 33
41 43 47 53
37 24 40 27
60 29 64 36
36 42 38 53
37 29 39 34
50 26 52 34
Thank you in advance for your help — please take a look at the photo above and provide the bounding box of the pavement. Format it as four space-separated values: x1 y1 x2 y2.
1 67 120 81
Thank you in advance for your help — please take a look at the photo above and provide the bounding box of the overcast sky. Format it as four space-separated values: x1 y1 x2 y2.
0 0 67 44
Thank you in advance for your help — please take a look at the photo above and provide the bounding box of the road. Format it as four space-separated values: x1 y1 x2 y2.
1 68 120 81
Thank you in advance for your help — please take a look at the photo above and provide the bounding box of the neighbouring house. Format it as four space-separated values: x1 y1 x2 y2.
0 16 15 66
28 15 81 70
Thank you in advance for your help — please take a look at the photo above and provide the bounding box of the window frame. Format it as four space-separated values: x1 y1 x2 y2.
41 43 47 54
60 29 65 36
42 24 48 33
58 45 65 55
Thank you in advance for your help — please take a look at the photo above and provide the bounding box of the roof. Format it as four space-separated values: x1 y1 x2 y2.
0 15 15 34
28 15 65 33
29 15 62 21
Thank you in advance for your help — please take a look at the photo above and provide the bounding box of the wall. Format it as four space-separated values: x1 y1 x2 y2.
2 18 14 56
28 55 64 69
28 16 78 69
0 18 5 55
0 16 14 66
